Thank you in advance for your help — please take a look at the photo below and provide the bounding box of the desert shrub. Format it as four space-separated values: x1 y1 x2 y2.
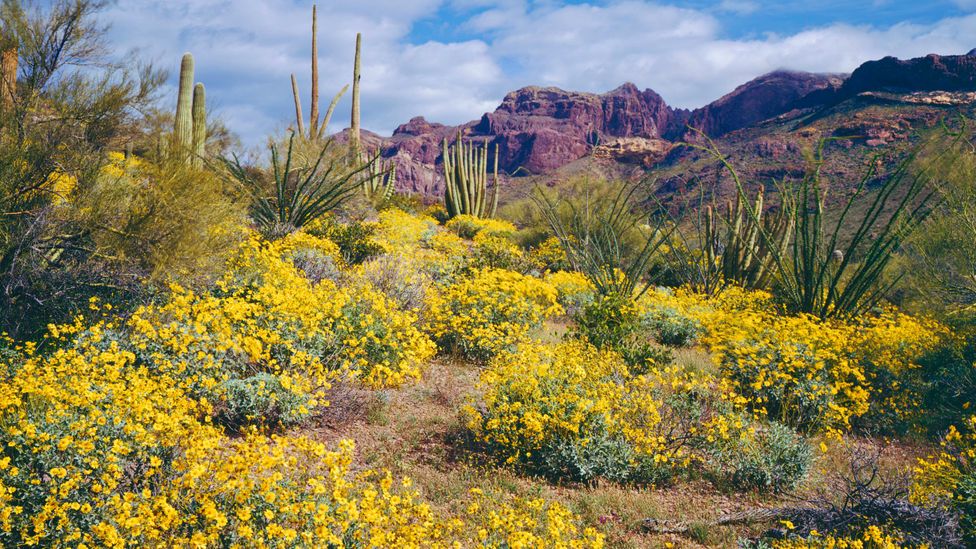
763 526 921 548
915 330 976 436
307 216 384 265
214 373 312 433
445 214 516 239
705 422 812 493
424 268 561 360
372 208 440 251
358 253 431 311
912 415 976 545
527 235 570 272
471 231 529 272
572 292 642 350
642 303 703 347
545 269 596 315
465 340 757 486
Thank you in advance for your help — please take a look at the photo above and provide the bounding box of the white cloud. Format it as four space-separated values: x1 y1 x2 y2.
99 0 976 148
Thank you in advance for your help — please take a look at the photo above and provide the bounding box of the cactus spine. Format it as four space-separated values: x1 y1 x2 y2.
173 53 194 156
443 130 499 219
191 83 206 167
350 32 362 159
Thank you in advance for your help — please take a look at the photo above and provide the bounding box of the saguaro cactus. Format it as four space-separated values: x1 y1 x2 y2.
350 32 362 158
173 53 195 154
192 83 206 167
443 131 499 219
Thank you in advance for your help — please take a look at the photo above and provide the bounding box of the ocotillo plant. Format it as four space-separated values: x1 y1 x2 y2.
290 5 350 142
191 83 206 167
442 131 499 219
349 32 361 159
361 149 396 203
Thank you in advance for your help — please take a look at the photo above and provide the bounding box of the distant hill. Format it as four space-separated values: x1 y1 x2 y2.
348 51 976 201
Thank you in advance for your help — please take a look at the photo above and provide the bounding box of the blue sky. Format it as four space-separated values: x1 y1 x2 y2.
99 1 976 149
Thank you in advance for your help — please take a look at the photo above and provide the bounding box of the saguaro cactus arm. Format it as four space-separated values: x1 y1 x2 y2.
309 4 320 136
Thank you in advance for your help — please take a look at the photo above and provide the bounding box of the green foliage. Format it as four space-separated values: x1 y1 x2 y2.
956 471 976 546
642 304 702 347
215 373 312 433
443 131 499 219
224 133 373 236
916 332 976 437
571 293 672 371
534 179 672 300
308 217 384 265
705 421 812 493
690 132 942 319
0 0 167 337
664 184 793 295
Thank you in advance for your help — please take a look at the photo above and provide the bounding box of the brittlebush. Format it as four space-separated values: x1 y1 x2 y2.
638 287 944 434
425 268 562 360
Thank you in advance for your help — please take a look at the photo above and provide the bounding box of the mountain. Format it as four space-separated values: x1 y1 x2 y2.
360 51 976 198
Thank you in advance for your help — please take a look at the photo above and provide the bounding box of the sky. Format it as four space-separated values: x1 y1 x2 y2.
99 0 976 149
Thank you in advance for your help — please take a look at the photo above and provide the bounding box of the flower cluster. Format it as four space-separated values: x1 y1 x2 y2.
464 339 801 487
768 525 909 548
638 287 944 434
425 268 563 360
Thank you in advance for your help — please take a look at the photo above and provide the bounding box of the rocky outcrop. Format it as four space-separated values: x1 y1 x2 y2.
676 71 845 139
838 53 976 99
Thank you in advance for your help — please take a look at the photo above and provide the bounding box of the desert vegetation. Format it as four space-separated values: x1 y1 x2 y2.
1 2 975 548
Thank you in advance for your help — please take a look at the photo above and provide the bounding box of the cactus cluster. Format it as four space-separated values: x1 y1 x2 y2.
361 149 396 203
173 52 207 166
443 131 499 219
703 187 793 290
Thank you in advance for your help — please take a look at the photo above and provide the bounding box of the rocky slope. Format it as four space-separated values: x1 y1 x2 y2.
362 51 976 197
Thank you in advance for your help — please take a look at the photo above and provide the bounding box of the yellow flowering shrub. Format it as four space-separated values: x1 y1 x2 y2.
545 270 596 313
462 488 604 548
638 287 944 434
471 231 529 272
769 525 911 548
911 415 976 543
464 340 776 485
445 214 517 239
372 208 439 251
0 335 601 546
425 268 562 360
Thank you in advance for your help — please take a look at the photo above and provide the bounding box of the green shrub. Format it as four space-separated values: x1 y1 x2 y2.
571 293 641 351
642 304 702 347
215 373 312 432
538 421 637 484
705 421 812 493
309 218 384 265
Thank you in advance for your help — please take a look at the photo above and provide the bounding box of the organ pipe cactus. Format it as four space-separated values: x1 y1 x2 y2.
361 149 396 203
443 131 499 219
703 186 793 290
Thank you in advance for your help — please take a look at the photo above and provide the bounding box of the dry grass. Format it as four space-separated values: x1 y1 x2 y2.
296 346 930 548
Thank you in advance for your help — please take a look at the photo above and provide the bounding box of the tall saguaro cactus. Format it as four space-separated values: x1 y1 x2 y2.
349 32 362 158
173 53 195 153
443 131 499 219
192 83 206 167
